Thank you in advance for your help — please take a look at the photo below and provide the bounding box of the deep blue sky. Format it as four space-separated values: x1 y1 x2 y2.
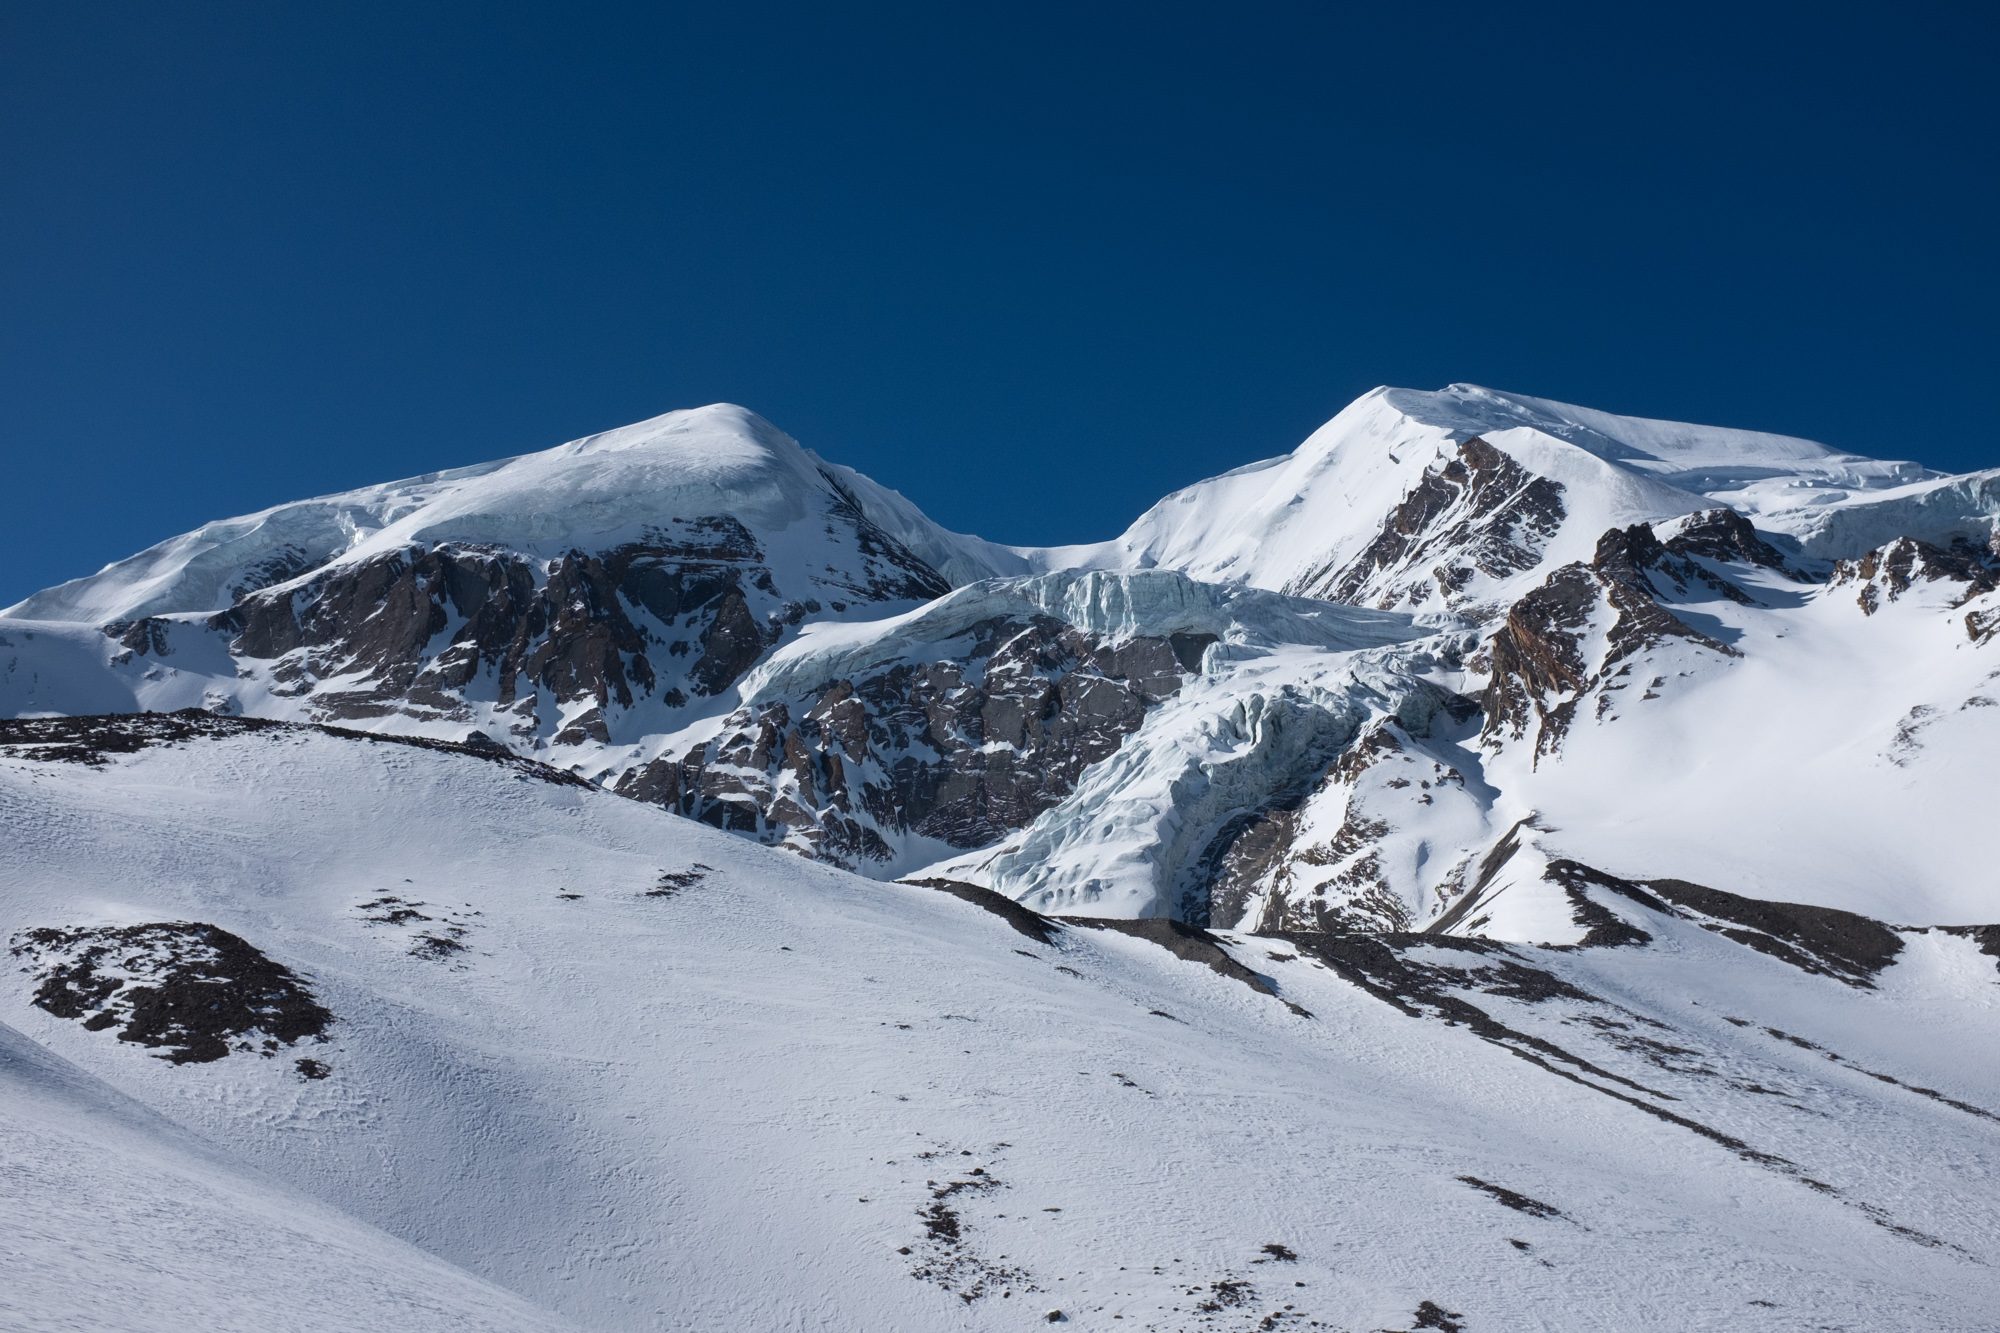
4 2 1994 604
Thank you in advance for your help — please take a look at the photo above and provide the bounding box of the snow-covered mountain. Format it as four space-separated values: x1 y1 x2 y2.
0 405 1024 749
6 384 2000 1329
1056 383 1987 622
7 384 1996 923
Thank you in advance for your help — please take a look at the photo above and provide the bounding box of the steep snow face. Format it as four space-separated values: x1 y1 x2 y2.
1393 384 1932 497
1478 533 2000 925
3 403 1019 627
6 717 2000 1331
1052 384 1948 622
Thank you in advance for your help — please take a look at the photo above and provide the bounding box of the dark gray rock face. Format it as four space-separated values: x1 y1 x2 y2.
1482 518 1755 755
1832 535 1999 615
1290 435 1567 614
615 616 1216 869
1660 507 1794 573
1227 723 1419 935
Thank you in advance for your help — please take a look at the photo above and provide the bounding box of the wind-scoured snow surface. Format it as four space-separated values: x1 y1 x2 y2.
0 1014 566 1333
4 722 1999 1330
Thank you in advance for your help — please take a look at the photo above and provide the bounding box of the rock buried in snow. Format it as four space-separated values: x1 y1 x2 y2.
10 921 333 1064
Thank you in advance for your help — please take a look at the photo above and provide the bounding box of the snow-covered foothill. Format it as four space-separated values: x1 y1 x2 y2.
4 718 1999 1330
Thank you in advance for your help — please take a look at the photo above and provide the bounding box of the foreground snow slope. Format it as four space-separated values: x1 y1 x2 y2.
4 717 1999 1330
0 1014 568 1333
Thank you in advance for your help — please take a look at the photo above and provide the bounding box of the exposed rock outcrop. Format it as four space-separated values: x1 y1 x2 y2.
615 614 1214 869
1482 519 1749 755
1291 435 1567 617
10 921 333 1064
1832 536 1999 615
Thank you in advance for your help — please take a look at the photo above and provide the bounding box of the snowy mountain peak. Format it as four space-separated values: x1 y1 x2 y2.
560 401 781 456
3 403 1013 627
1055 382 1967 624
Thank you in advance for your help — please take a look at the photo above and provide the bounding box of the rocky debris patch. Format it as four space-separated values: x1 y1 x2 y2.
1405 1300 1467 1332
10 922 333 1064
354 894 480 963
909 878 1061 945
1639 878 1904 988
899 1142 1036 1306
316 724 594 787
1535 860 1657 948
1193 1277 1254 1313
910 883 1322 1016
1068 916 1297 1011
1553 865 1904 987
1151 1257 1346 1331
647 864 712 899
1457 1176 1565 1220
1107 1070 1153 1095
0 710 288 765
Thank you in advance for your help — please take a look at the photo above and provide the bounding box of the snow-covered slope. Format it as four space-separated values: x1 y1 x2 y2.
0 1013 567 1333
5 715 2000 1330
